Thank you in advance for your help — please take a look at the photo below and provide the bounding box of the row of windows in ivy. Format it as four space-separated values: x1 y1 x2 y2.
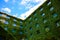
4 26 24 35
39 1 52 12
31 8 55 22
0 14 23 23
25 25 51 32
24 27 50 40
8 23 23 28
4 23 59 40
3 19 59 39
25 20 59 35
39 6 54 13
0 14 10 19
26 20 58 31
26 27 59 39
28 13 58 24
0 15 23 26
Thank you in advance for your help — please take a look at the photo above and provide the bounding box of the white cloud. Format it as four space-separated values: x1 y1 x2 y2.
20 0 38 5
4 0 9 2
32 0 42 3
25 4 33 9
13 13 18 17
20 0 34 10
20 0 45 10
19 0 46 20
1 8 11 13
19 4 39 20
35 0 41 2
20 0 26 5
20 0 30 5
20 0 43 5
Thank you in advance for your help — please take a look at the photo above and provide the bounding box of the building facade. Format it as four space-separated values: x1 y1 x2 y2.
0 0 60 40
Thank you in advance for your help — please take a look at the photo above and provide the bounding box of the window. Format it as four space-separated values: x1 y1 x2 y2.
29 27 32 30
0 14 2 16
4 27 8 30
20 20 23 24
6 16 10 19
13 19 16 21
34 13 37 16
40 8 43 12
36 23 39 27
0 19 6 23
34 17 38 21
41 13 45 17
43 19 47 23
29 17 32 20
4 21 9 24
25 38 28 40
20 25 23 29
56 21 60 27
45 27 50 32
12 29 16 33
53 13 58 18
47 2 51 6
45 26 50 32
50 7 54 11
13 23 16 27
29 22 32 24
2 14 6 18
19 32 23 35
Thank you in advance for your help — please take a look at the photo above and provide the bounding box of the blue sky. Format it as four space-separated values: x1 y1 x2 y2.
0 0 46 20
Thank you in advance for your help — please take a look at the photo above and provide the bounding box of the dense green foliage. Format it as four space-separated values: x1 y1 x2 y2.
0 0 60 40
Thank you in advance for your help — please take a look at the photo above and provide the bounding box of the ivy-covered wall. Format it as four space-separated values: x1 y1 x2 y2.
0 0 60 40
